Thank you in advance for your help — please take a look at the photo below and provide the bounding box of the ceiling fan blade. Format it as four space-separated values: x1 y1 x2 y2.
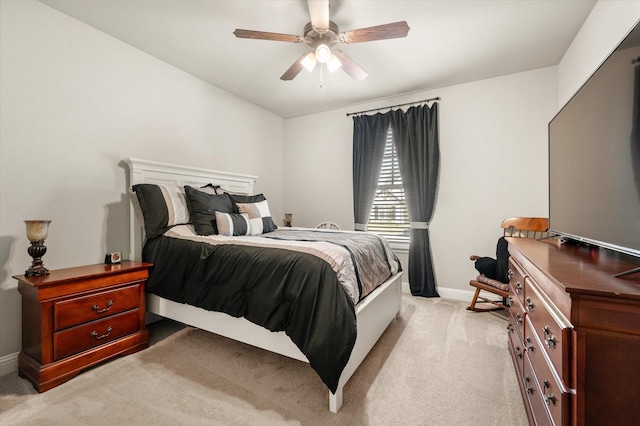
234 29 303 43
280 53 309 81
307 0 329 30
339 21 410 44
332 50 368 81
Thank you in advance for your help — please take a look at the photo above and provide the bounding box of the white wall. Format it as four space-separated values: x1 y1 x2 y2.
3 0 639 377
284 0 640 301
558 1 640 107
0 0 284 373
284 67 557 299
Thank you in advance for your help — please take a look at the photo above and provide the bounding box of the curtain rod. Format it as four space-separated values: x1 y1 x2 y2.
346 96 441 117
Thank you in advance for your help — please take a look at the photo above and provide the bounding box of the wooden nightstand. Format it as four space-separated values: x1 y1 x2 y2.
14 261 151 392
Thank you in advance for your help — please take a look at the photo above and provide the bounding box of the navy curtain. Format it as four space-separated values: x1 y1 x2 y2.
389 104 440 297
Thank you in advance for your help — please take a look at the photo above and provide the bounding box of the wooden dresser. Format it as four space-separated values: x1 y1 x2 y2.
506 238 640 426
14 261 151 392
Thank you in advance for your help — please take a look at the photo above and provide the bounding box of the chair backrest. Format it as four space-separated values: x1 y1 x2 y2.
501 217 549 239
316 222 340 230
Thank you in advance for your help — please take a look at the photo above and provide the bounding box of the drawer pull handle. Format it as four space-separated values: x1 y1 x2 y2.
525 337 534 353
507 323 514 332
92 300 113 314
515 313 523 326
525 297 535 311
544 393 557 405
506 296 513 307
542 326 557 348
515 346 523 359
515 281 523 293
545 335 557 348
91 326 113 340
507 269 514 280
524 376 534 394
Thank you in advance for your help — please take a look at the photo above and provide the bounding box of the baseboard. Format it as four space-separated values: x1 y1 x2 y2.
0 351 19 377
437 286 477 302
402 281 500 303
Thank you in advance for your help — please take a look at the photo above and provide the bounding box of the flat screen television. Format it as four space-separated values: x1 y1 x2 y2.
549 20 640 261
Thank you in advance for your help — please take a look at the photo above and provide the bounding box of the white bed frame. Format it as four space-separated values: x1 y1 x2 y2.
126 158 403 413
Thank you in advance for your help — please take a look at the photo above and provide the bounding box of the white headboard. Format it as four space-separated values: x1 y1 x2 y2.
125 158 257 261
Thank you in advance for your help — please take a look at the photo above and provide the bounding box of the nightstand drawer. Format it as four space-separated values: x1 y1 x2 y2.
54 310 140 360
54 284 140 330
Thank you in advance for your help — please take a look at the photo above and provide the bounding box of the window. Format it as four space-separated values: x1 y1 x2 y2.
367 127 410 240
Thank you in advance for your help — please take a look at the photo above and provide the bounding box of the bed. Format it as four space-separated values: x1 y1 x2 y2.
125 157 403 413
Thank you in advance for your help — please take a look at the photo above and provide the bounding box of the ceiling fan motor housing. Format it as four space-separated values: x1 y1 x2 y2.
304 21 339 49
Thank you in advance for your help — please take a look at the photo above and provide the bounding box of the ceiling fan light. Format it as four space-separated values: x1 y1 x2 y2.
327 54 342 73
315 44 331 63
301 52 317 72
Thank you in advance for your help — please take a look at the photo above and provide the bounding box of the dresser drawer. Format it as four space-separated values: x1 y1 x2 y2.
508 318 525 376
524 355 553 426
524 278 571 383
54 284 141 330
53 310 140 360
525 317 571 426
509 258 527 306
508 287 526 342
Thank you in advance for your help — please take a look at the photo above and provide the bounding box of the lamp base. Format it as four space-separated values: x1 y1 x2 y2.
25 264 50 277
26 241 49 276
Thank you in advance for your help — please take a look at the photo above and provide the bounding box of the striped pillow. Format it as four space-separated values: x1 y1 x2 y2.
132 184 190 238
236 199 277 235
215 212 251 236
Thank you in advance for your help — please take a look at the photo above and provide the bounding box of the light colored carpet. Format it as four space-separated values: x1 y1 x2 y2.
0 294 527 425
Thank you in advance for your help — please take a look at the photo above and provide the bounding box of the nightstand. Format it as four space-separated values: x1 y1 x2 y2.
14 261 151 392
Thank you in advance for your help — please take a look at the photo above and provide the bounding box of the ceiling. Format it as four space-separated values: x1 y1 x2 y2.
38 0 597 119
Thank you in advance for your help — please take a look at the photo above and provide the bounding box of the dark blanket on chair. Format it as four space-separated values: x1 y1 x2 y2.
142 234 356 394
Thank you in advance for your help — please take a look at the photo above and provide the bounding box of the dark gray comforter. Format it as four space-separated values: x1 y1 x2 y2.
142 228 400 393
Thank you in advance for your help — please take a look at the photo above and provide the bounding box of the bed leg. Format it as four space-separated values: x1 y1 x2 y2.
329 387 343 413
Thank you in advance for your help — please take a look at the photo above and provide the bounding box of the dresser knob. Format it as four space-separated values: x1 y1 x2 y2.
525 297 535 311
544 393 557 405
507 269 514 280
524 376 534 394
507 323 514 332
91 326 113 340
515 281 523 293
92 300 113 314
525 337 534 353
515 313 523 326
545 335 557 348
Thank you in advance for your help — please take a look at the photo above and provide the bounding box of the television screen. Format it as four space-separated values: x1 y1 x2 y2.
549 22 640 257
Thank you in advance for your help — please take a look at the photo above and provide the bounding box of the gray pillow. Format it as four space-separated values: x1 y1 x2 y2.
184 186 233 235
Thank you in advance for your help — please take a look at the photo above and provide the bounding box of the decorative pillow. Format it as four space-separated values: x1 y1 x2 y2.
199 183 221 195
215 212 251 236
226 193 267 213
132 184 190 238
236 199 277 234
184 186 234 235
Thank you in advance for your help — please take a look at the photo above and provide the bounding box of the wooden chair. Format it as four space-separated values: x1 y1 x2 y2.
316 222 340 230
467 217 549 312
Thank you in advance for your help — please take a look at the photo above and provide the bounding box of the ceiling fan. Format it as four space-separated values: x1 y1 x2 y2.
233 0 410 81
